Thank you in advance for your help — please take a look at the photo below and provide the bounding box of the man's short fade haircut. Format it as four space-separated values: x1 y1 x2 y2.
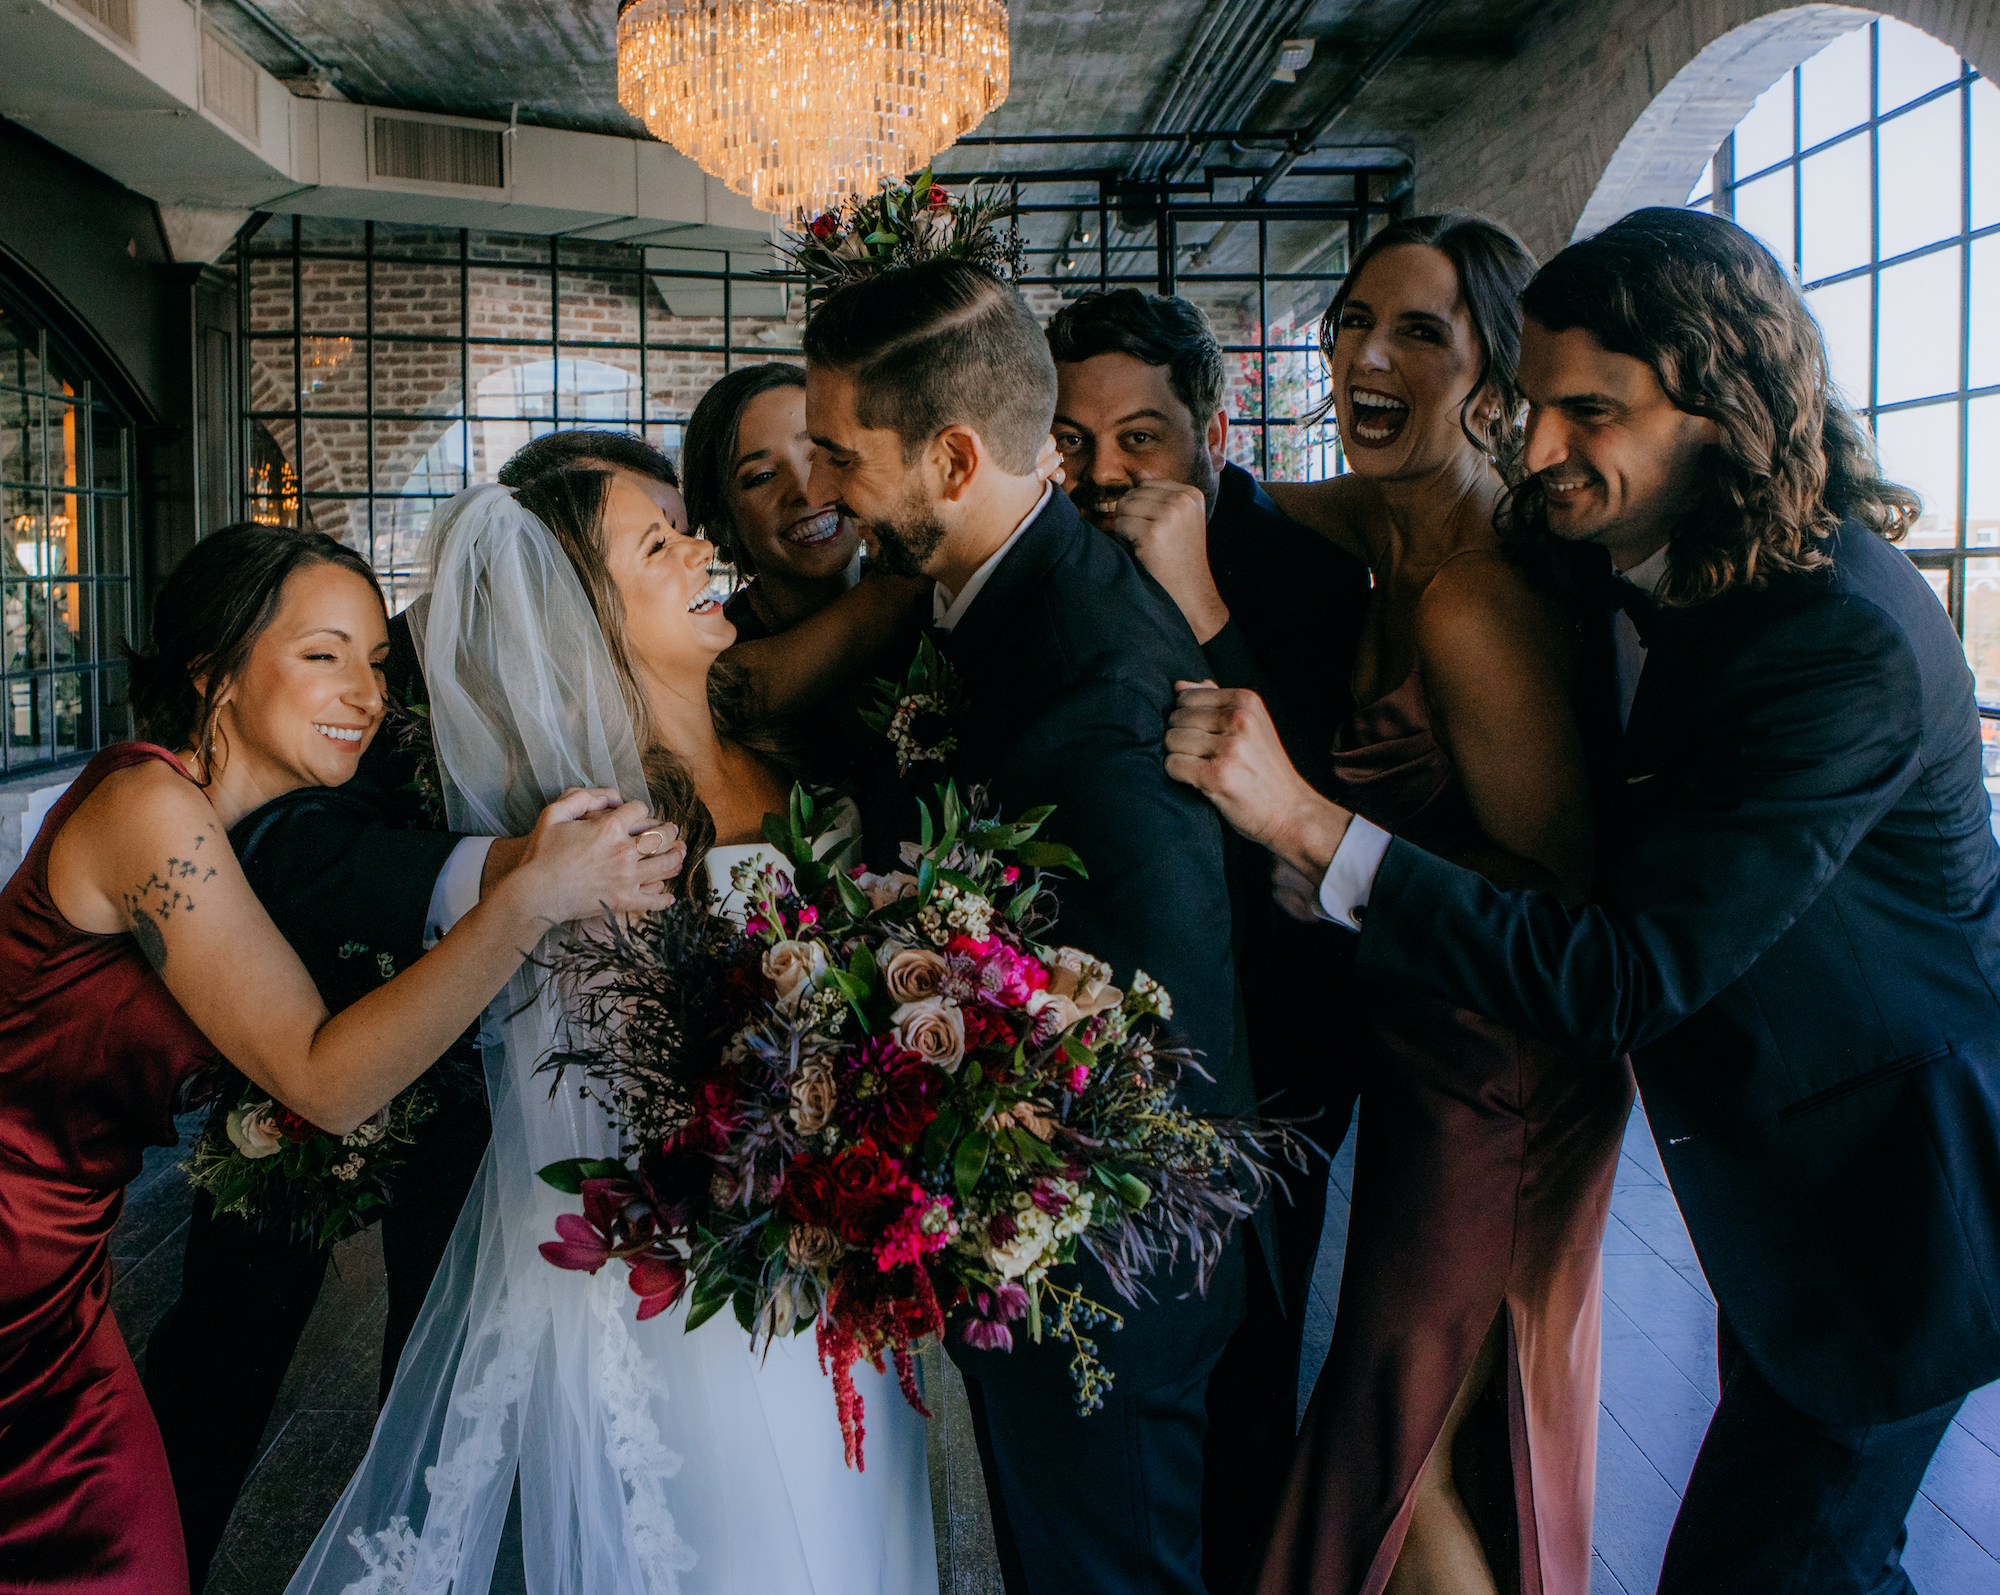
801 259 1057 474
1045 289 1225 424
496 428 677 489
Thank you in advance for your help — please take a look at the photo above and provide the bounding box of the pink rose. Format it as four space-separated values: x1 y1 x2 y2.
763 939 827 1014
854 870 919 910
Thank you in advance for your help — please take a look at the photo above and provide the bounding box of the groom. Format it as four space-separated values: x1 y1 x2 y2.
804 259 1267 1595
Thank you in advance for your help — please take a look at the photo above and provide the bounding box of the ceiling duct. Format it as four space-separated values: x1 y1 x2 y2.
60 0 133 49
371 113 506 190
0 0 778 253
201 23 259 140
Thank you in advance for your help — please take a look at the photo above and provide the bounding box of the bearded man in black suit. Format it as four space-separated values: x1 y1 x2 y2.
1172 208 2000 1595
803 259 1276 1595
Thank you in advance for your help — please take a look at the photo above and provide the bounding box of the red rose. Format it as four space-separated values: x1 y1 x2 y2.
809 212 838 240
832 1140 901 1203
781 1157 840 1225
275 1106 321 1143
927 184 949 211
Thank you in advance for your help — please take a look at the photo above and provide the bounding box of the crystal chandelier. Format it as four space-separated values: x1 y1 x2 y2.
616 0 1010 220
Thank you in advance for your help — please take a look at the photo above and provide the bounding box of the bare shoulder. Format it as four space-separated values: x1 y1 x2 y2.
1261 477 1377 560
1415 550 1570 677
52 759 224 935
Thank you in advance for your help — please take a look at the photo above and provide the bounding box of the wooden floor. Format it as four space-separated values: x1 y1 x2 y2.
110 1101 2000 1593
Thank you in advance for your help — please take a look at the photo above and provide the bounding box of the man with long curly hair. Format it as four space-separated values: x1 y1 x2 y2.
1170 207 2000 1595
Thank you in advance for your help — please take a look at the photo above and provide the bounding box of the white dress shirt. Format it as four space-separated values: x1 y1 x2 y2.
423 835 496 947
1315 542 1674 930
932 485 1052 633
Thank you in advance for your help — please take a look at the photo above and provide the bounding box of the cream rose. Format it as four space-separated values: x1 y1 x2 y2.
1045 946 1122 1017
789 1059 839 1135
892 995 967 1071
854 870 919 911
225 1103 283 1160
1027 990 1083 1038
883 945 948 1005
763 938 828 1014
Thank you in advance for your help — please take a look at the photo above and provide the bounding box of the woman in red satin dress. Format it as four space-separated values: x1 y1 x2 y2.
0 524 678 1594
1180 214 1634 1595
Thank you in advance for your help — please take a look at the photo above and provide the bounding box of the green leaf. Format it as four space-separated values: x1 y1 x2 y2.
834 869 871 920
865 230 899 244
537 1157 626 1194
1016 840 1088 877
824 968 869 1004
952 1130 992 1199
960 1058 983 1090
733 1289 758 1333
916 856 937 905
761 810 797 860
918 799 935 851
1014 804 1056 829
1008 885 1039 920
684 1278 732 1333
849 940 881 995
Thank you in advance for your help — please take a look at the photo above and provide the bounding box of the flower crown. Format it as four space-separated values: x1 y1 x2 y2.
779 166 1024 293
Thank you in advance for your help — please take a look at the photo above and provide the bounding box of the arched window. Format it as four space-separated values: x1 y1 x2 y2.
0 284 137 775
1688 16 1998 695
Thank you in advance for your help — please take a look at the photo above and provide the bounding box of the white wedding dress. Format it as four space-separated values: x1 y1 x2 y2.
281 484 935 1595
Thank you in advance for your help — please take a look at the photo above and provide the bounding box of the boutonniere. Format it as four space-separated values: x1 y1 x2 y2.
861 636 966 779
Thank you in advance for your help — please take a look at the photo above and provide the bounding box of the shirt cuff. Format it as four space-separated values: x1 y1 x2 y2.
424 836 497 948
1315 816 1393 931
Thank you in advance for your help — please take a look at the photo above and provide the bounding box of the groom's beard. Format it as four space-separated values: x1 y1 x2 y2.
864 491 950 578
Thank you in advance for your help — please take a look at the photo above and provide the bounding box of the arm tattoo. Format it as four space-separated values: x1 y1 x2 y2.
123 841 217 975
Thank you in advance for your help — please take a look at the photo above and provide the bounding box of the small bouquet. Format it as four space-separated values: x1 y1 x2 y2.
538 785 1289 1468
777 165 1023 292
185 943 434 1245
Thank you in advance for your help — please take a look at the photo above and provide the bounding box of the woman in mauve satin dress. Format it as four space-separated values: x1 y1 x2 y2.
0 524 676 1595
1232 214 1635 1595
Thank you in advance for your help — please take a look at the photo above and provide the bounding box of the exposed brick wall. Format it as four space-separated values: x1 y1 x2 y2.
1416 0 2000 262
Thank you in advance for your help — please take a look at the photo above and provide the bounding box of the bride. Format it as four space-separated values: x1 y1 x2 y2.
285 475 936 1595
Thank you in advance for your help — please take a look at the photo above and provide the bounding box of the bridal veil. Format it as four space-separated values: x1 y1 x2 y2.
282 484 816 1595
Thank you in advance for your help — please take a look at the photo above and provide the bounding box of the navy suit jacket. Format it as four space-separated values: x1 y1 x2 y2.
933 488 1256 1393
1356 520 2000 1424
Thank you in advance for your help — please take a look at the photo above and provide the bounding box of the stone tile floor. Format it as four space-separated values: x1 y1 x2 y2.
110 1101 2000 1592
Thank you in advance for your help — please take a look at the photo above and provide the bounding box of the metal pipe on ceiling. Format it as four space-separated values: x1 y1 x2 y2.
1184 0 1455 275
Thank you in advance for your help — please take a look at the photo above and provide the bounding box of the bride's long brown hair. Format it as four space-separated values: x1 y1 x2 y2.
513 467 797 889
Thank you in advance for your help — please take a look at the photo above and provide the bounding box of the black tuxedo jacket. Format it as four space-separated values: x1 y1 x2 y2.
933 488 1257 1392
352 607 433 829
1357 519 2000 1424
1199 460 1371 790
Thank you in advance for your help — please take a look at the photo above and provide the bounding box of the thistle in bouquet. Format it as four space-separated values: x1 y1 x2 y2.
539 783 1297 1469
778 165 1024 293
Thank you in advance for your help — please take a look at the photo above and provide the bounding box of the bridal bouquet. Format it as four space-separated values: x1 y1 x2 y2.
777 165 1024 291
537 786 1285 1468
185 940 435 1245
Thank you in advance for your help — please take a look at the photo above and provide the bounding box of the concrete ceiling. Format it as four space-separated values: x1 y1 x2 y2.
208 0 1550 163
203 0 1558 285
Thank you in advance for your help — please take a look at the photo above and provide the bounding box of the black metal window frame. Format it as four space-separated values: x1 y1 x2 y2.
238 215 805 604
956 163 1403 478
1691 19 1995 631
236 169 1398 584
0 280 136 777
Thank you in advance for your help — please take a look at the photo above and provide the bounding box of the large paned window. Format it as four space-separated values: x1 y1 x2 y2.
240 219 800 610
1689 17 1998 694
239 189 1378 611
0 291 135 775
